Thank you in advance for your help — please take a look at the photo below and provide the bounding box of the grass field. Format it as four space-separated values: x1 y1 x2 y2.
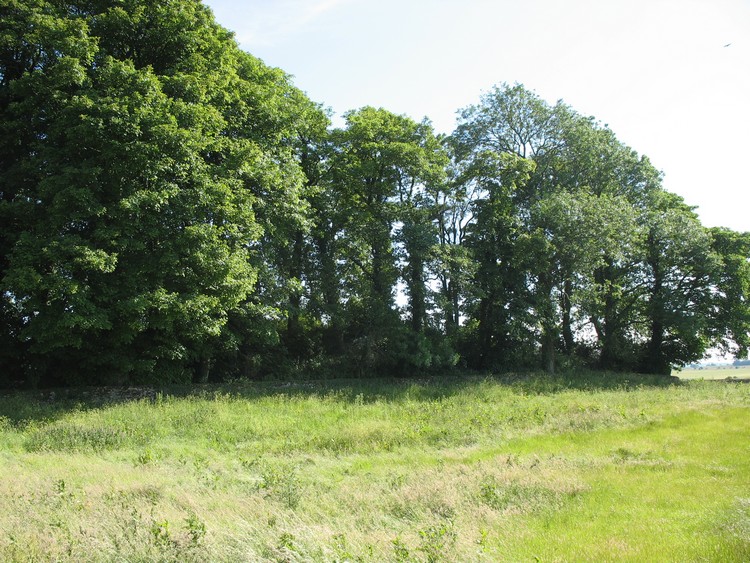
678 365 750 380
1 372 749 562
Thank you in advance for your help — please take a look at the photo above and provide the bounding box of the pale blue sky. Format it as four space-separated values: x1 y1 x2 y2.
205 0 750 232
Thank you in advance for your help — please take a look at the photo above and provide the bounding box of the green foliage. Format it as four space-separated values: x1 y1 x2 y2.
637 191 719 373
184 513 206 547
449 83 749 374
258 461 301 509
392 536 411 562
0 0 326 386
295 106 455 376
709 228 750 359
0 5 747 385
460 152 537 367
417 523 457 562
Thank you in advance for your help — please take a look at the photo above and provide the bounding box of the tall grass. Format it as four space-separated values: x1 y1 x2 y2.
1 372 748 561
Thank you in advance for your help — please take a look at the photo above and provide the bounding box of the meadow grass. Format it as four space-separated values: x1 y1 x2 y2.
678 365 750 380
1 371 748 561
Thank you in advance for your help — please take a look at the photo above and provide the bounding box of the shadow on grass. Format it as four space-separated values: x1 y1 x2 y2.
0 369 687 427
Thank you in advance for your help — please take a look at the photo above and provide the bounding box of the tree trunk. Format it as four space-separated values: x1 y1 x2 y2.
538 272 556 374
408 253 425 333
541 328 556 374
195 358 211 384
561 277 574 354
316 232 344 355
646 317 669 375
477 297 494 368
644 238 670 375
451 281 460 328
595 262 620 370
285 229 305 359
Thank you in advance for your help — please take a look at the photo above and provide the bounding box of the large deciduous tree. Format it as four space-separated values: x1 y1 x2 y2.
317 107 450 374
460 152 536 368
0 0 321 385
708 228 750 360
448 83 750 374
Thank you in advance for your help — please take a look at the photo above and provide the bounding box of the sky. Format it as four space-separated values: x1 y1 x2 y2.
204 0 750 233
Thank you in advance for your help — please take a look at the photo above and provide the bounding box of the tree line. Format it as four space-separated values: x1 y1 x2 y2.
1 0 749 387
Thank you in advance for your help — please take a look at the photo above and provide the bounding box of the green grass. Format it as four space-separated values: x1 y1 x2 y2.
678 365 750 380
1 372 749 561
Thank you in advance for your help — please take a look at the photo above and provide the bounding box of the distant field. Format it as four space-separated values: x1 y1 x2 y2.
678 366 750 380
1 373 749 561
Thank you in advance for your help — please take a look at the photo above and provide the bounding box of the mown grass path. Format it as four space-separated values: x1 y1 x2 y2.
1 374 748 561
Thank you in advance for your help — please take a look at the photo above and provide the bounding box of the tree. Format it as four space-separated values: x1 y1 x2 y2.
0 0 319 385
0 0 99 383
327 107 404 353
315 107 450 374
393 124 448 334
451 84 566 369
450 84 673 373
553 115 663 370
635 192 713 373
709 228 750 359
528 190 640 373
460 152 536 368
430 153 476 336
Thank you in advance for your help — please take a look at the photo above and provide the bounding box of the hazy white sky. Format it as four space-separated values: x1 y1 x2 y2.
204 0 750 232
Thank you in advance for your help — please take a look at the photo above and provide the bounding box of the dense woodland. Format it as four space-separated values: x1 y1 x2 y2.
2 0 749 388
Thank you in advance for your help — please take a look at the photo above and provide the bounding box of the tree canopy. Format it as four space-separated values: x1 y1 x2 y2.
1 1 748 387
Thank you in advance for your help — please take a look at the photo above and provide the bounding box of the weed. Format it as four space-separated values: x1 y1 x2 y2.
54 479 67 496
476 527 489 552
418 521 456 563
192 456 223 490
331 533 358 562
240 455 261 470
389 498 420 521
278 531 295 550
26 422 128 453
392 536 411 562
260 463 301 509
135 449 156 466
150 519 172 547
427 498 456 520
388 472 407 490
199 468 221 490
184 513 206 547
